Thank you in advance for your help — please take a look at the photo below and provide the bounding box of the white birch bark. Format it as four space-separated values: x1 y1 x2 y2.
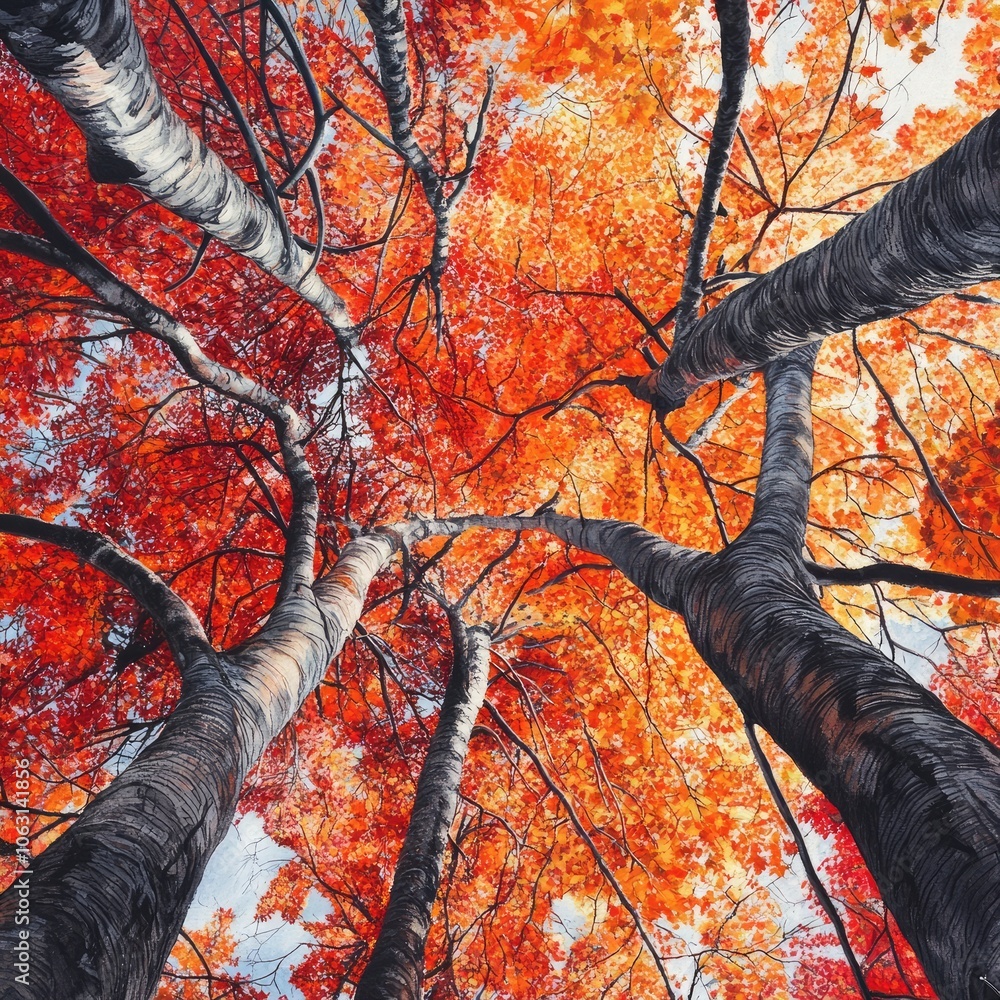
0 0 355 338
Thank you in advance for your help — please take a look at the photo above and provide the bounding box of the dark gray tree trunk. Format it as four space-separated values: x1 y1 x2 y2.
430 350 1000 1000
666 349 1000 1000
0 667 243 1000
683 570 1000 1000
678 539 1000 1000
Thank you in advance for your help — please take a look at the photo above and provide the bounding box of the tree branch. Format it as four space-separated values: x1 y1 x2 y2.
0 164 321 599
0 513 209 670
356 0 492 311
672 0 750 339
629 110 1000 410
744 343 820 549
396 513 703 612
854 335 970 535
483 701 679 1000
805 559 1000 598
0 0 355 338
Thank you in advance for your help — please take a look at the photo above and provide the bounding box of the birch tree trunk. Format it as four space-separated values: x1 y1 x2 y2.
667 349 1000 999
0 0 355 337
0 534 395 1000
355 617 491 1000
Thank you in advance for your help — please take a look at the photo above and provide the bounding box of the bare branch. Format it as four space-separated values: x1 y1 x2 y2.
672 0 750 338
806 559 1000 598
854 335 971 536
0 514 209 671
744 720 873 1000
483 701 679 1000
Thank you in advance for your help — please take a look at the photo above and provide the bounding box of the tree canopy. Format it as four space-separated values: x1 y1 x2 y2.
2 0 1000 998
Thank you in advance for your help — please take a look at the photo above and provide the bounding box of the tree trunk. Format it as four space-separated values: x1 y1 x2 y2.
0 535 396 1000
0 660 243 1000
355 619 491 1000
672 347 1000 999
675 540 1000 1000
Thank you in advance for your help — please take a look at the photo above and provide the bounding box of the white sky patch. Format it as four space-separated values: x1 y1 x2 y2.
882 614 943 688
875 13 977 133
184 812 333 999
754 0 812 90
752 1 975 135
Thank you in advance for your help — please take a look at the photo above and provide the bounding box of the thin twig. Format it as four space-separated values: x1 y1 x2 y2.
485 701 680 999
744 719 873 1000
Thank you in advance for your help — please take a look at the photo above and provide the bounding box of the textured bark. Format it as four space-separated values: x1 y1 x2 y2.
355 619 491 1000
356 0 450 295
419 353 1000 998
357 0 438 192
0 0 354 337
677 545 1000 1000
744 344 820 546
668 344 1000 999
403 514 700 610
0 662 241 1000
232 534 398 767
638 109 1000 409
0 533 396 1000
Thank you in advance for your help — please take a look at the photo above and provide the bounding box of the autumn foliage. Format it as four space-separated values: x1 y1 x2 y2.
2 0 1000 997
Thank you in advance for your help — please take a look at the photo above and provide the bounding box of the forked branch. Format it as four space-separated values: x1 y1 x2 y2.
356 0 494 314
